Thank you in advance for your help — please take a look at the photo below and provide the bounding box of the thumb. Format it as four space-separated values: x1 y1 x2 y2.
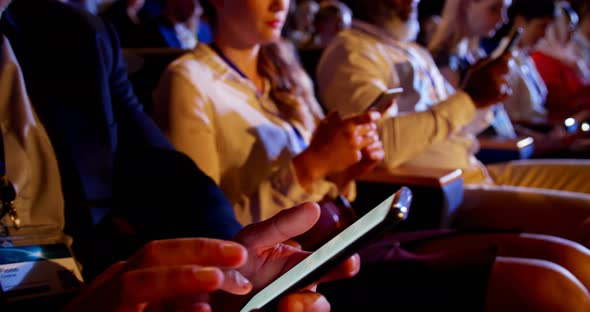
234 202 321 249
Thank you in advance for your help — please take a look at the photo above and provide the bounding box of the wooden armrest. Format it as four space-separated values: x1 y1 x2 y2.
529 111 590 133
478 135 534 150
476 135 535 164
358 165 463 188
355 165 464 229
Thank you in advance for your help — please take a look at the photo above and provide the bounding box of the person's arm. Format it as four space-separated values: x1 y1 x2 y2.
317 37 476 168
82 22 243 281
153 63 336 223
378 93 476 168
63 202 360 312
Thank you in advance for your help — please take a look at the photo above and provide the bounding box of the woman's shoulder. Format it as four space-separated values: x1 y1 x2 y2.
163 44 224 85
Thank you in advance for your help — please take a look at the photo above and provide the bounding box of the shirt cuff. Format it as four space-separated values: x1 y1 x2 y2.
271 161 337 204
431 91 477 132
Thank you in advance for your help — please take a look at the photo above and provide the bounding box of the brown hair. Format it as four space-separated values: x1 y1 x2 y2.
202 0 324 130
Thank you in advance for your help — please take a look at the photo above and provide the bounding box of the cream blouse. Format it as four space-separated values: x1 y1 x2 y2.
153 43 337 225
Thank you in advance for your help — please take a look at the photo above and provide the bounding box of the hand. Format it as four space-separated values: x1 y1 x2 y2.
327 136 385 191
462 52 513 109
63 238 251 312
63 203 359 312
293 111 382 190
213 201 361 311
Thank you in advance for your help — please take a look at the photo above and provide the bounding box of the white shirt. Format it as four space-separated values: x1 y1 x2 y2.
0 36 64 229
317 21 491 183
503 47 548 124
174 23 197 50
153 43 336 225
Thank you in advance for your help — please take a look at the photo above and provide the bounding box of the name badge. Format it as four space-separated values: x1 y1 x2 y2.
0 226 83 303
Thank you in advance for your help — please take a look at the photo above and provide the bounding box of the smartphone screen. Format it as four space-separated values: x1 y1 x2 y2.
366 87 404 114
240 187 412 312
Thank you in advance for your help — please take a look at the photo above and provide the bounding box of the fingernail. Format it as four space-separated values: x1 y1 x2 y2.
230 270 252 289
295 292 326 312
220 242 245 260
194 267 221 283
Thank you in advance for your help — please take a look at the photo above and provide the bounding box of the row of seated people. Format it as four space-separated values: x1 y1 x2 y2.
0 0 355 311
425 0 590 160
5 0 590 311
137 0 590 311
98 0 210 49
300 0 590 158
282 0 590 163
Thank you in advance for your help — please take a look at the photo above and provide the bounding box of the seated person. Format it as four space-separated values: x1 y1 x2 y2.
153 8 383 226
2 0 242 278
286 0 320 47
298 0 352 91
416 0 444 47
572 0 590 71
0 0 357 310
531 0 590 117
317 0 590 251
298 0 352 51
153 0 590 310
495 0 588 157
141 0 201 49
100 0 147 48
499 0 556 125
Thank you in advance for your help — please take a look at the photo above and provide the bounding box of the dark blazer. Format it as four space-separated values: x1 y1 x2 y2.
1 0 242 280
100 0 148 48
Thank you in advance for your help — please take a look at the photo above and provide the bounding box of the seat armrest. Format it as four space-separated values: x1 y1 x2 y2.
476 136 535 164
477 135 534 150
358 166 463 188
353 165 464 230
519 111 589 133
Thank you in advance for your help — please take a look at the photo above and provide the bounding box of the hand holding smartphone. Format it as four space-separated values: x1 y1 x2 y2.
240 187 413 312
461 27 522 107
366 87 404 114
475 27 523 70
494 26 524 58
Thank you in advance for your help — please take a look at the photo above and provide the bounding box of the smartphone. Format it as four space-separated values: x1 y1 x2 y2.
240 186 413 312
490 27 523 59
469 27 524 76
366 87 404 114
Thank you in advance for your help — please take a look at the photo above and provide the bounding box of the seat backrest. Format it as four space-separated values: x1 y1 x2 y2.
122 48 189 115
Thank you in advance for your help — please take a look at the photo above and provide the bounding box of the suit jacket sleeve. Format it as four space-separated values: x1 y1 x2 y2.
101 18 242 250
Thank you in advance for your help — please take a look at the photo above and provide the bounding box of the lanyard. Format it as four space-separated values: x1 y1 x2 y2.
209 42 249 79
0 129 18 228
0 39 19 227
